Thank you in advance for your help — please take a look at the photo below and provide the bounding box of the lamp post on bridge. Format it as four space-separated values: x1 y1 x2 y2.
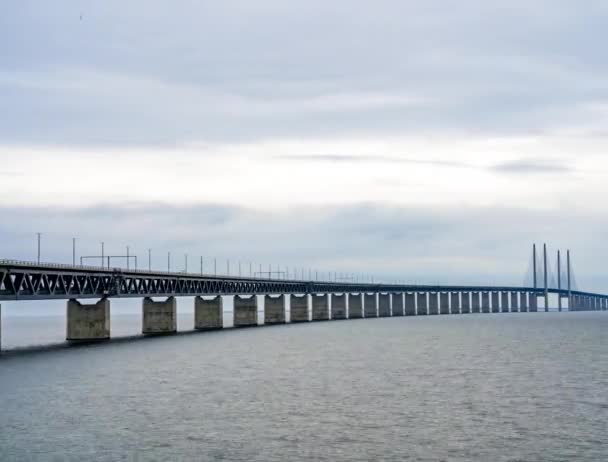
36 232 42 264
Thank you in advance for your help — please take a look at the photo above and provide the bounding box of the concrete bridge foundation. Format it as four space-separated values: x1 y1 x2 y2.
195 296 223 330
331 294 347 320
429 293 439 315
440 293 449 315
66 298 111 341
520 292 528 312
471 292 480 313
348 294 362 318
312 294 329 321
482 292 490 313
142 297 177 334
491 292 500 313
405 293 416 316
234 295 258 327
461 292 470 314
501 292 509 312
450 292 460 314
378 294 391 317
264 295 286 324
364 293 377 318
417 293 428 315
392 293 404 316
290 295 309 322
510 292 519 313
529 293 538 312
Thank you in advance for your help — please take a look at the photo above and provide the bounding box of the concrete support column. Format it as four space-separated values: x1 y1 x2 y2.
331 294 347 320
392 293 404 316
195 296 223 330
234 295 258 327
405 292 416 316
348 294 363 318
510 292 519 313
500 292 509 313
417 293 428 315
450 292 460 314
66 298 110 341
312 294 329 321
491 292 500 313
428 293 439 315
481 292 490 313
461 292 471 314
290 294 309 322
520 292 529 312
378 294 390 317
364 293 377 318
471 292 480 313
529 293 538 312
142 297 177 334
440 293 449 315
264 295 286 324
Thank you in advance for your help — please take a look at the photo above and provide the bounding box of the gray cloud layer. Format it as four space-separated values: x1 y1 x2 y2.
1 1 608 146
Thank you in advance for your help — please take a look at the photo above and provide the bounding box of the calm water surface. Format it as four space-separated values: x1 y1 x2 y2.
0 312 606 461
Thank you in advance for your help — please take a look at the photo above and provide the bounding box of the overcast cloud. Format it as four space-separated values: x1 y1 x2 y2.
1 1 607 299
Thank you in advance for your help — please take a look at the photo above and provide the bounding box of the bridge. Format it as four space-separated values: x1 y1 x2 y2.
0 242 606 351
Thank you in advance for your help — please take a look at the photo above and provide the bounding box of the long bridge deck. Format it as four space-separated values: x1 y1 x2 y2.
0 259 603 301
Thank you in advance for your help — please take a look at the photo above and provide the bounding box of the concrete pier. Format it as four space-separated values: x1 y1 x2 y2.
405 292 416 316
500 292 509 312
392 293 404 316
461 292 470 314
450 292 460 314
471 292 480 313
348 293 363 318
428 293 439 315
264 295 286 324
364 293 377 318
331 294 347 320
312 294 329 321
194 296 223 330
529 293 538 312
378 294 391 317
234 295 258 327
66 298 110 341
510 292 519 313
417 293 428 315
520 292 529 312
440 293 449 315
142 297 177 334
290 294 309 322
481 292 490 313
491 292 500 313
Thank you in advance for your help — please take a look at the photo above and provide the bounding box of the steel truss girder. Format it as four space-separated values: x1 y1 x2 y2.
0 262 606 302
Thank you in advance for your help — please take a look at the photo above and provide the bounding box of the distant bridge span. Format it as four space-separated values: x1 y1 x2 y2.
0 259 606 350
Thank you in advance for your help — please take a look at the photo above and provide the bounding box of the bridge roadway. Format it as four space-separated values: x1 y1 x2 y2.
0 260 606 347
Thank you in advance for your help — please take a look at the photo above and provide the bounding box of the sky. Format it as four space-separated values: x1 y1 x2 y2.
1 1 608 295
